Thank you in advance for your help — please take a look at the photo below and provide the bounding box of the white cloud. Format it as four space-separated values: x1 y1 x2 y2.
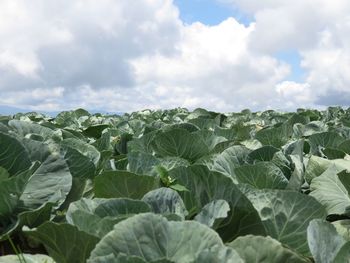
220 0 350 107
130 18 290 111
0 0 349 112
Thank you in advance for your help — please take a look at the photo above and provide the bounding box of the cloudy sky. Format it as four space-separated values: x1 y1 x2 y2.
0 0 350 113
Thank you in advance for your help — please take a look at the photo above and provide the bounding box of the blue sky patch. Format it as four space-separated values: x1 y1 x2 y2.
275 49 305 82
174 0 253 26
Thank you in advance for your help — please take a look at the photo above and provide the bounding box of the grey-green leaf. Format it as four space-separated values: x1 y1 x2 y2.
66 198 151 238
193 245 243 263
0 254 56 263
307 219 346 263
20 154 72 210
194 200 230 229
169 165 266 241
151 129 209 161
228 235 309 263
88 213 223 263
310 165 350 214
244 189 326 255
0 132 31 175
142 188 188 219
234 162 288 189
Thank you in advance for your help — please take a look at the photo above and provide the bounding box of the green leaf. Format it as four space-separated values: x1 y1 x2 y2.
23 222 99 263
128 130 159 154
256 124 289 148
1 201 54 241
64 147 95 179
88 213 224 263
0 166 9 181
305 156 350 183
228 235 309 263
151 129 209 161
83 124 109 139
142 188 188 220
8 119 60 142
128 151 159 175
0 169 34 223
247 145 279 163
94 171 158 199
169 165 265 241
308 132 345 155
310 166 350 214
192 130 226 151
169 184 189 192
188 118 217 130
0 254 55 263
244 189 326 255
333 242 350 263
322 148 346 160
193 245 243 263
61 138 100 166
339 139 350 155
20 154 72 210
194 200 230 229
287 154 305 191
198 146 250 180
0 132 31 175
66 198 151 238
307 219 346 263
234 162 288 189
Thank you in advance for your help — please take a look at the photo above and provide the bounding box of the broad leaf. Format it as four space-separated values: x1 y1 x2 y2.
244 189 326 255
142 188 188 220
151 129 209 161
0 254 55 263
0 132 31 175
310 166 350 214
23 222 99 263
169 165 266 241
194 200 230 229
66 198 151 238
307 219 345 263
229 235 309 263
94 171 158 199
88 213 223 263
234 162 288 189
20 154 72 210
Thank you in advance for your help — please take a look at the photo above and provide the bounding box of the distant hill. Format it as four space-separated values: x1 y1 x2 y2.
0 105 124 117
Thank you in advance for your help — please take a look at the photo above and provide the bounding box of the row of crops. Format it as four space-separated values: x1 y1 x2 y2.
1 107 350 262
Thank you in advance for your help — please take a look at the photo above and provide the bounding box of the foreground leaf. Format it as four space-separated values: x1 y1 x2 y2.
169 165 266 241
307 219 346 263
23 222 99 263
0 254 55 263
88 213 223 263
228 235 309 263
310 166 350 214
66 198 151 237
244 188 326 255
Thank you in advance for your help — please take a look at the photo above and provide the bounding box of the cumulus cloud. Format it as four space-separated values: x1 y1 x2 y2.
221 0 350 108
0 0 349 112
130 19 290 111
0 0 182 110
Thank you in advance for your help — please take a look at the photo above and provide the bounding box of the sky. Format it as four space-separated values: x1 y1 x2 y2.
0 0 350 114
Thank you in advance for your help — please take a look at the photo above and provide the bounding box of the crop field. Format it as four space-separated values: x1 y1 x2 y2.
1 107 350 262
